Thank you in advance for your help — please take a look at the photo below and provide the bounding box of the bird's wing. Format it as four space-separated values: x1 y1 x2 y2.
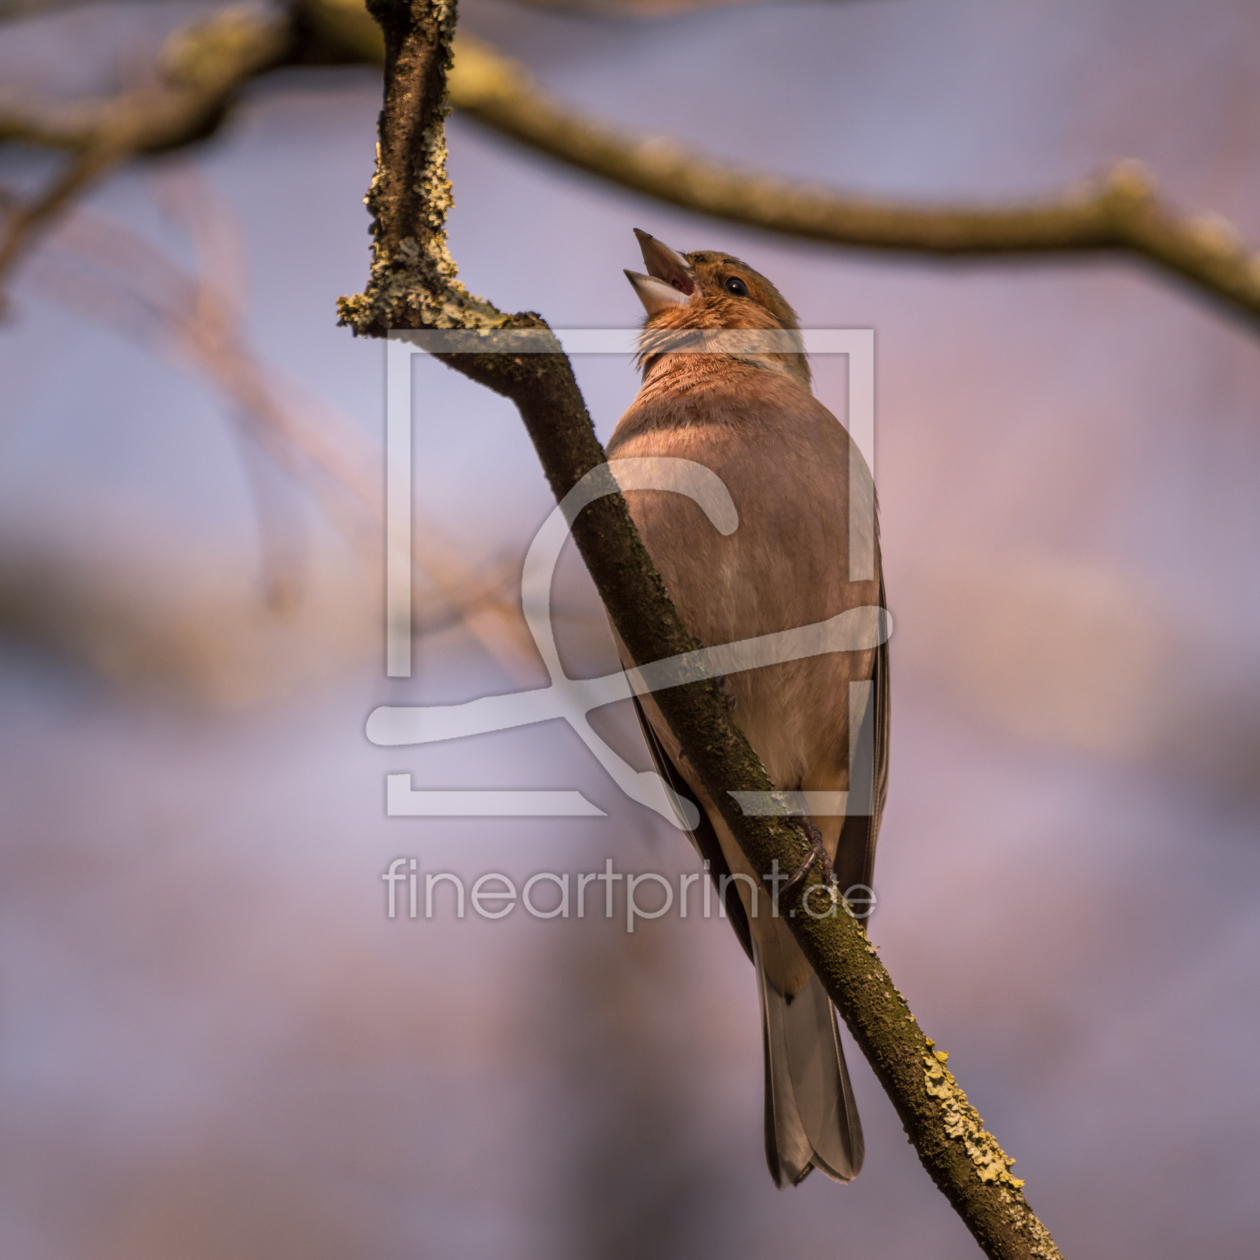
628 692 754 963
832 570 891 928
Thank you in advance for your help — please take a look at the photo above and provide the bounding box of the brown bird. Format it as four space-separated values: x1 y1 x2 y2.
607 229 890 1187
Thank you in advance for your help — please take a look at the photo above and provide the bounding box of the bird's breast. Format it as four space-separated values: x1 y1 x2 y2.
606 381 879 788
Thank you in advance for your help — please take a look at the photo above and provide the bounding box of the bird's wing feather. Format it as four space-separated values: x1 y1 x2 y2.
832 575 891 926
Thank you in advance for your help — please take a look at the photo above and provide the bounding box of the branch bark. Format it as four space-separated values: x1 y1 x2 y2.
339 4 1063 1258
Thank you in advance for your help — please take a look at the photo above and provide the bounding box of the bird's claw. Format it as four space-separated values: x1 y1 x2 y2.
778 817 835 910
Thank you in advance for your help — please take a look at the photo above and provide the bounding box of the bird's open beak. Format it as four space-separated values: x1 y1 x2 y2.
626 229 697 317
634 228 696 295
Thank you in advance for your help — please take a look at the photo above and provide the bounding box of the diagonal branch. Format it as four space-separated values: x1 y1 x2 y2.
339 4 1062 1258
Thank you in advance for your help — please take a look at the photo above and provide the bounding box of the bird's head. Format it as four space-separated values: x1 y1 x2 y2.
625 229 811 391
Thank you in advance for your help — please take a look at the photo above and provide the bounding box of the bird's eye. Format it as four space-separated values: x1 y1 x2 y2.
724 276 749 297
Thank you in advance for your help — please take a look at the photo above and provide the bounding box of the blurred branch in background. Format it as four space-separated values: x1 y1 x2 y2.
3 2 1260 332
314 0 1260 329
440 32 1260 329
0 4 292 295
477 0 830 14
0 0 862 23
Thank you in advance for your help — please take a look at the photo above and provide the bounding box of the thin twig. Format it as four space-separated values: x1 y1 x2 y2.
0 142 122 301
0 5 291 293
339 4 1061 1257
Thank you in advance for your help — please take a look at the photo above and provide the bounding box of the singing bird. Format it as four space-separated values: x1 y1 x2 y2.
607 230 890 1187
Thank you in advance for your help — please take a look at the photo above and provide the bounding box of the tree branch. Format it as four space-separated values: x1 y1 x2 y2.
339 4 1063 1257
7 0 1260 335
441 32 1260 328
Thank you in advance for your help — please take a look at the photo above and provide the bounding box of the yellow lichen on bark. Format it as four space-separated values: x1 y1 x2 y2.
924 1043 1025 1189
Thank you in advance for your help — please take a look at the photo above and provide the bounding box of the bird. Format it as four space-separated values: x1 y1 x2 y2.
605 228 890 1188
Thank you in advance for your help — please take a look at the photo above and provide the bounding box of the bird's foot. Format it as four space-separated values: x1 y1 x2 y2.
718 675 737 710
778 816 834 910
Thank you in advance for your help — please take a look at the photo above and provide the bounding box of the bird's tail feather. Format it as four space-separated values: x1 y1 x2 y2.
756 948 864 1188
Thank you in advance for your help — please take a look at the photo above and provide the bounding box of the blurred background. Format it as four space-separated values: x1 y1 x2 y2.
2 0 1260 1256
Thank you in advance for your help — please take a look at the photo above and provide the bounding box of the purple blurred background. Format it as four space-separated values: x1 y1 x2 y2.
2 1 1259 1256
